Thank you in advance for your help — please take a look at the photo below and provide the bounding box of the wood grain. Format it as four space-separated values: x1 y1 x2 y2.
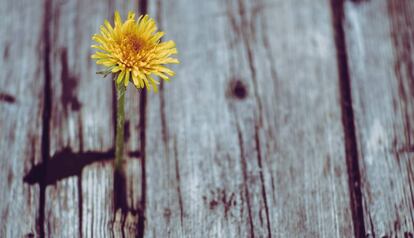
3 0 414 236
344 0 414 236
45 0 113 236
0 0 45 237
143 0 354 236
44 0 140 237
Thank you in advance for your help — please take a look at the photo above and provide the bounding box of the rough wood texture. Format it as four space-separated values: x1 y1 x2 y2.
143 0 354 236
3 0 414 237
44 0 114 236
43 0 141 237
0 0 44 237
344 0 414 236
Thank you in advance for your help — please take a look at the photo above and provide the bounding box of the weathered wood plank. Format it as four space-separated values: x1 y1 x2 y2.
0 0 45 237
344 0 414 236
44 0 139 237
144 0 354 237
45 0 113 236
81 162 114 238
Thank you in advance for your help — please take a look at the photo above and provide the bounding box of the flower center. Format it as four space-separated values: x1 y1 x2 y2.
117 34 144 69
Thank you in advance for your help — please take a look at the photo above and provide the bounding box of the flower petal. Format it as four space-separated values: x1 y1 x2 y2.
114 11 122 27
117 70 125 84
124 70 130 86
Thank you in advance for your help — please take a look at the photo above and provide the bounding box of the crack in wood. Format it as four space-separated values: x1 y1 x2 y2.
77 173 83 238
257 5 277 205
329 0 366 237
38 0 52 236
254 124 272 238
77 115 84 238
236 0 263 127
236 122 255 238
367 207 376 238
137 81 147 238
173 137 184 226
160 81 169 148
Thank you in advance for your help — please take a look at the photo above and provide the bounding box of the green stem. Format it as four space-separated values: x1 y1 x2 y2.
115 82 126 171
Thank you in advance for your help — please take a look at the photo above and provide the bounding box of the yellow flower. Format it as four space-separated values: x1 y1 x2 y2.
91 11 179 92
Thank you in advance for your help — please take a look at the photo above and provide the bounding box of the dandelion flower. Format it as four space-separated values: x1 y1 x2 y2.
90 11 179 171
91 11 179 92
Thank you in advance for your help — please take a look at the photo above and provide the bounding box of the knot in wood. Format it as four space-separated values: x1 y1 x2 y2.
229 79 248 100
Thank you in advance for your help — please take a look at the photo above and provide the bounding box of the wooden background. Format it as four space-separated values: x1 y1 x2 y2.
1 0 414 237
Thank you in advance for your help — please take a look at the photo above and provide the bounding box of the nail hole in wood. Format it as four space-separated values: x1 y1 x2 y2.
228 79 248 100
0 93 16 103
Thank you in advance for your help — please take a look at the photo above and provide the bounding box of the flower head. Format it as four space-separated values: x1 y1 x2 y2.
91 11 179 92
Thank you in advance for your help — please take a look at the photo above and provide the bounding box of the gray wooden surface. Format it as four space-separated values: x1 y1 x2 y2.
344 0 414 236
1 0 414 237
144 0 354 237
0 1 44 237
